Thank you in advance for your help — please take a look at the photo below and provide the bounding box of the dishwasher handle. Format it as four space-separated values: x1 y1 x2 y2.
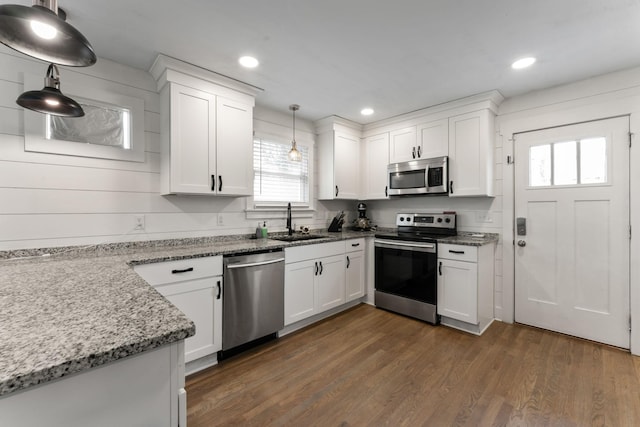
226 257 285 270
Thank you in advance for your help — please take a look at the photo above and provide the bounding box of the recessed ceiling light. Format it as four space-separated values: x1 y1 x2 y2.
361 108 374 116
511 57 536 70
239 56 259 68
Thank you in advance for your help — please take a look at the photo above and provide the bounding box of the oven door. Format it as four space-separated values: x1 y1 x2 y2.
374 239 437 305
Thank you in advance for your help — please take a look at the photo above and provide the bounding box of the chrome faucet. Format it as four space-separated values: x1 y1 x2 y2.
286 202 293 235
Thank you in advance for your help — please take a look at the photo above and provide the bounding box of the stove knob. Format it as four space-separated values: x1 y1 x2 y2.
406 217 412 223
437 218 443 223
399 216 405 222
445 218 451 223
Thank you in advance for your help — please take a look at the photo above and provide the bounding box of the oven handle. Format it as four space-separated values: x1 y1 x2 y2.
374 239 436 253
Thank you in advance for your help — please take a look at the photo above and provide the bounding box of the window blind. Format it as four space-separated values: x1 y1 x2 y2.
253 137 309 204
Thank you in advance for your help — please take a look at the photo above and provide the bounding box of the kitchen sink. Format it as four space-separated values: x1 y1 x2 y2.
270 234 330 242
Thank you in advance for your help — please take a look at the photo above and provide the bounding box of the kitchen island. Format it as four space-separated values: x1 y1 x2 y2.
0 230 373 426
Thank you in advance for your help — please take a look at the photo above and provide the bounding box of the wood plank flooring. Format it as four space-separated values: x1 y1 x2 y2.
186 304 640 426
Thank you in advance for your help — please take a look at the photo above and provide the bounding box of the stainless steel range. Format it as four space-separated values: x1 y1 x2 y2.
374 213 456 324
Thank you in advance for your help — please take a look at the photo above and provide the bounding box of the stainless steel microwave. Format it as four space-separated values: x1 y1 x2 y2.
387 156 448 196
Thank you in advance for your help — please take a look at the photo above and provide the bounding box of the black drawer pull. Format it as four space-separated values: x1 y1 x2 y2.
346 256 350 268
211 175 215 191
171 267 194 274
314 262 318 276
218 175 223 192
439 262 442 276
351 243 360 247
319 261 323 275
216 280 221 299
449 250 465 255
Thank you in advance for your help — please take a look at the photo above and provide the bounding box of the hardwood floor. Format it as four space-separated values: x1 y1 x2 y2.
186 304 640 426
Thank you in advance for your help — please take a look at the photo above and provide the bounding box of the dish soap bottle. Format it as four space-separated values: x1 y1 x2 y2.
261 221 268 238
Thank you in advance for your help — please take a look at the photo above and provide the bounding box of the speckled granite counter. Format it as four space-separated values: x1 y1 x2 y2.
437 232 500 246
0 230 375 397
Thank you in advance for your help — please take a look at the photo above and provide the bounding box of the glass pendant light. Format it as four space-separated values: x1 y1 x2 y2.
17 63 84 117
0 0 96 67
288 104 302 162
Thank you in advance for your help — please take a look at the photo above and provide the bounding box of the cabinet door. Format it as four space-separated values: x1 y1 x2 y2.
315 254 346 312
417 118 448 159
448 109 494 197
389 126 417 163
215 97 254 196
362 132 389 200
284 260 317 325
437 259 478 323
156 277 222 362
334 132 360 199
345 250 365 302
169 84 216 194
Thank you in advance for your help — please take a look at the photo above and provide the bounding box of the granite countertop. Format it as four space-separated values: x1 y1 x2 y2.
437 232 500 246
0 229 375 397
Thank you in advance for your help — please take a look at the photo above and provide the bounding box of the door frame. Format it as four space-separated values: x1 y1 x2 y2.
498 82 640 355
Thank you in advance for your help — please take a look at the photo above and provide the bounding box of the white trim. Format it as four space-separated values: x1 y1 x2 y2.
498 86 640 355
23 72 146 163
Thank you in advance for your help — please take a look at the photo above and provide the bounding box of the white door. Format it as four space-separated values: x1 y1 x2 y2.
514 116 630 348
334 132 360 199
216 96 253 196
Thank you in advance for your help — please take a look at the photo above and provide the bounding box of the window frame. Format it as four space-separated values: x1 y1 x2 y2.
23 71 145 163
246 130 315 220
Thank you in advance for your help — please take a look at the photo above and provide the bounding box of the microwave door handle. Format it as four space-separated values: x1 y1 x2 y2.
425 164 430 193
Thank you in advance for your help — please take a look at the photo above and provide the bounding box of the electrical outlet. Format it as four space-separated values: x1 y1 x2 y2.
217 214 224 226
134 215 145 231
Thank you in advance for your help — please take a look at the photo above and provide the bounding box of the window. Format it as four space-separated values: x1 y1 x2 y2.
529 137 608 187
47 98 132 149
253 136 309 205
23 71 145 162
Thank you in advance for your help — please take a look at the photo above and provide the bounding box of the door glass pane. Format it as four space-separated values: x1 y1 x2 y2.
529 144 551 187
580 137 607 184
553 141 577 185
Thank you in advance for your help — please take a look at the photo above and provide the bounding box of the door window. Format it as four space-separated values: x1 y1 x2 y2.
528 137 607 187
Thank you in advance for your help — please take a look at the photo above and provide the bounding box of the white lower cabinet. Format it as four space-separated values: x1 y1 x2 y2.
437 243 495 335
134 256 223 363
284 239 370 326
0 342 185 427
345 239 365 301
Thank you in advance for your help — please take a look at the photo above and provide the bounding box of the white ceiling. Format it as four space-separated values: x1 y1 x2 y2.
26 0 640 123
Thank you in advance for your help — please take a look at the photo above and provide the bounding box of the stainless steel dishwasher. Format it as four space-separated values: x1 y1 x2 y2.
222 249 285 353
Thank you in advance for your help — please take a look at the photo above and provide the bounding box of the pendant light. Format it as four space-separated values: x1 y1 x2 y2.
288 104 302 162
0 0 96 67
17 63 84 117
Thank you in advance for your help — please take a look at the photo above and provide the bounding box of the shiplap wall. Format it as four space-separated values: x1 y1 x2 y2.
0 48 350 250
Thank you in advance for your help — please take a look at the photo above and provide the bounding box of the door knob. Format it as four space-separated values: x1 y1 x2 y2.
517 240 526 247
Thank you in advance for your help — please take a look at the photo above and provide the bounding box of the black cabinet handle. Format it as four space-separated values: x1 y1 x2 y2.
314 262 318 276
218 175 222 192
216 280 221 299
319 261 323 275
438 262 442 276
412 147 416 159
450 181 454 194
335 186 339 197
417 146 422 158
171 267 194 274
351 243 360 247
449 250 465 254
346 256 350 269
211 175 215 191
385 185 388 197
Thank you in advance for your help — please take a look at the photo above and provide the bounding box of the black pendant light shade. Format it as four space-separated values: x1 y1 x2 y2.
0 1 96 67
17 63 84 117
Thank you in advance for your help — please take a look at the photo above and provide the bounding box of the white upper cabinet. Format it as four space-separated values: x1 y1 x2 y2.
417 118 448 159
317 117 362 200
361 132 389 200
150 55 260 196
388 126 417 163
448 109 495 197
215 97 254 196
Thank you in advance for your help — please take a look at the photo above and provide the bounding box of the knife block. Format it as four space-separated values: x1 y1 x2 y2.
328 216 343 232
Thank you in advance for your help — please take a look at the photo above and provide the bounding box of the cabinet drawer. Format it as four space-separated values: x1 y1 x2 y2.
345 238 365 253
134 256 223 286
285 241 345 264
438 244 477 262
